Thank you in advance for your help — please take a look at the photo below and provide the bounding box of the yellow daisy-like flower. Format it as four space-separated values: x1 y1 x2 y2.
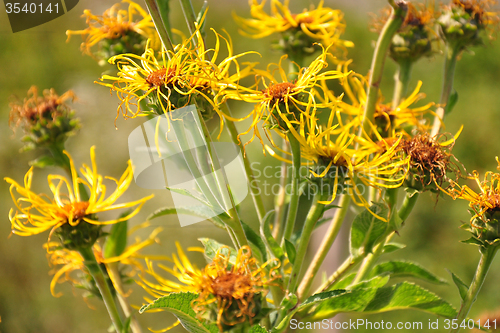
45 224 163 298
5 147 154 244
233 0 353 52
273 110 409 209
334 61 434 136
98 24 253 130
66 0 159 58
139 243 280 331
220 45 347 150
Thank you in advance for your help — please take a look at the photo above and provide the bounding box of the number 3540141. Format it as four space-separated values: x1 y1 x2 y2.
5 3 59 14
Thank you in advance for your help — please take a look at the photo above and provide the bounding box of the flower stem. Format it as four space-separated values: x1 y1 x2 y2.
223 103 266 223
178 0 198 38
450 245 499 333
431 45 460 137
287 191 327 294
297 194 351 299
392 60 413 109
360 0 407 135
144 0 174 53
282 133 301 245
79 247 123 333
273 138 290 240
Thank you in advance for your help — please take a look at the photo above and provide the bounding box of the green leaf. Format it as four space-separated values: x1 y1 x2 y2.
139 292 218 333
462 236 484 247
199 238 236 267
350 203 389 258
250 325 269 333
104 219 128 259
29 155 57 168
260 211 285 262
311 282 457 321
166 187 212 207
350 275 390 290
121 316 132 333
448 270 469 301
241 220 267 263
147 206 226 229
445 90 459 115
284 239 296 265
369 261 447 285
382 242 406 254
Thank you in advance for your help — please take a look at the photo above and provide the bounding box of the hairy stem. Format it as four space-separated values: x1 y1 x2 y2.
282 133 301 245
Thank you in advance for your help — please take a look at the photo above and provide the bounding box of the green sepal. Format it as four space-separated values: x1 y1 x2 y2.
199 238 236 267
29 155 57 169
382 242 406 254
139 292 219 333
104 218 128 259
241 220 268 263
260 211 286 262
447 270 469 301
284 239 296 265
445 90 459 115
350 203 389 258
147 206 226 229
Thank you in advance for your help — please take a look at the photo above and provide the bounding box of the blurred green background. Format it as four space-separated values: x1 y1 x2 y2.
1 0 499 332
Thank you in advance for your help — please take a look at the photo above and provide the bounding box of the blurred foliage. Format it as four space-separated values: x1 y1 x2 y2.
1 0 500 332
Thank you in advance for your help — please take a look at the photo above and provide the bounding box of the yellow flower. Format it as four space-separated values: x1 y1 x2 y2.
139 243 280 331
233 0 353 52
274 111 409 210
334 61 434 136
97 24 253 130
66 0 159 58
5 147 154 244
220 45 347 150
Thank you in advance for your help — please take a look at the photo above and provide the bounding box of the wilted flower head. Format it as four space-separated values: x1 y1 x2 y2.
234 0 353 59
399 130 463 193
139 243 280 331
66 0 159 63
5 146 154 249
9 86 79 152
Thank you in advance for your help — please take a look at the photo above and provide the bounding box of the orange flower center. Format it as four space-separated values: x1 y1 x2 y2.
59 201 90 221
264 82 296 102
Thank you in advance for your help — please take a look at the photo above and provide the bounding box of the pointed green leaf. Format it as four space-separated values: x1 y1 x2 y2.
448 270 469 301
104 219 128 259
30 155 57 168
166 187 212 207
260 211 285 262
250 325 269 333
147 206 226 229
284 239 296 265
139 292 219 333
462 236 484 246
445 90 459 115
311 282 457 321
241 220 267 263
382 242 406 254
369 261 447 284
350 203 389 257
199 238 236 267
350 275 390 290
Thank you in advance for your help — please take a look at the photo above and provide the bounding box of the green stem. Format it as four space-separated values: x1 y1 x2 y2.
316 255 364 294
297 194 351 299
450 246 499 333
224 104 266 223
287 191 327 294
79 247 123 333
431 45 460 137
360 0 407 135
392 60 413 109
107 263 143 333
144 0 174 53
179 0 198 38
273 138 290 240
282 133 301 245
399 192 419 222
